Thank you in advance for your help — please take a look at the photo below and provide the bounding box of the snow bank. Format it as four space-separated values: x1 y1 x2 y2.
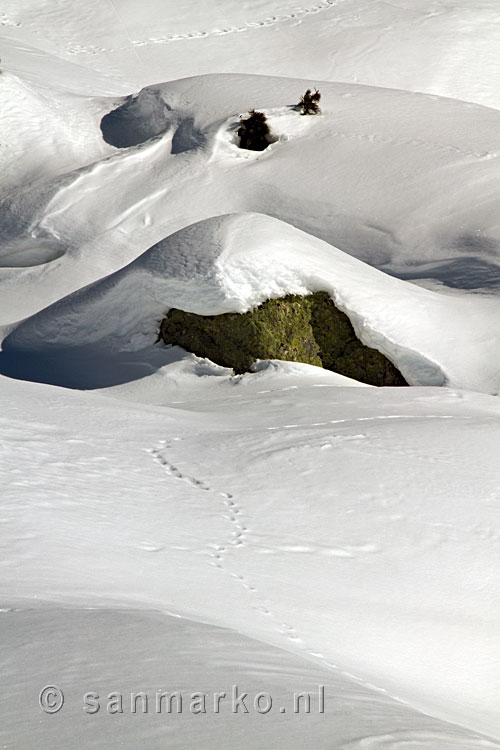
4 72 500 325
3 605 499 750
3 213 500 393
4 73 500 326
8 0 500 109
3 6 500 747
0 71 111 196
1 372 500 741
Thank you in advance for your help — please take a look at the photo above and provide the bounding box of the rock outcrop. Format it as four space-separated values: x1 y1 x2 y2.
159 292 407 386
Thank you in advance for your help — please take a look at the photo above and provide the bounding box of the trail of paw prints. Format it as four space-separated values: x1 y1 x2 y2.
0 13 21 27
67 0 347 55
275 619 413 708
265 413 497 433
274 615 398 699
66 44 109 55
147 439 403 704
209 491 289 607
209 494 400 702
148 440 256 593
149 439 211 491
135 0 346 44
148 441 311 640
208 490 386 691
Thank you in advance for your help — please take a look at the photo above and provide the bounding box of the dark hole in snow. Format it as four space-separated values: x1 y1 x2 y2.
100 89 206 153
100 89 172 148
171 117 206 154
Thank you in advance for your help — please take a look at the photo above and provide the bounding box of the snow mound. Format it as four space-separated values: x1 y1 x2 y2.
5 73 500 324
249 359 369 388
0 71 110 196
3 213 500 393
8 0 500 109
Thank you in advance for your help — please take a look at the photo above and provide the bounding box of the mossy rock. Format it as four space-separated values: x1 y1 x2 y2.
159 292 407 386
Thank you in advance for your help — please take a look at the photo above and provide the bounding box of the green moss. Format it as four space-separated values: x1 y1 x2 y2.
159 292 407 386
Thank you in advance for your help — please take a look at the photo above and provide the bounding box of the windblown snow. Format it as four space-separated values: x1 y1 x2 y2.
1 2 500 749
3 212 500 394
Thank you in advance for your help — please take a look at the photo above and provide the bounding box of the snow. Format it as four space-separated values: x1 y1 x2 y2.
3 212 500 394
1 1 500 749
4 608 499 750
5 1 500 108
1 372 500 747
4 73 500 325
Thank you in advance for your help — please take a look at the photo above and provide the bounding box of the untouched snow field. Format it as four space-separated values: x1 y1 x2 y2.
1 1 500 748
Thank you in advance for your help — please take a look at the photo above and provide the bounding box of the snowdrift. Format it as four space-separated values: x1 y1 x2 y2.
4 73 500 323
2 372 500 743
7 0 500 109
0 71 111 197
4 604 500 750
2 213 500 393
3 5 500 748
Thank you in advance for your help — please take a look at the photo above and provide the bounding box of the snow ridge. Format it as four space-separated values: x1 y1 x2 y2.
4 212 500 394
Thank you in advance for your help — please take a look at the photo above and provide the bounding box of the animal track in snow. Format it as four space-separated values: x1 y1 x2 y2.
211 492 255 593
132 1 346 45
0 14 21 27
150 439 327 645
265 413 494 433
327 127 493 160
66 0 347 55
148 437 409 706
149 440 253 589
150 440 211 490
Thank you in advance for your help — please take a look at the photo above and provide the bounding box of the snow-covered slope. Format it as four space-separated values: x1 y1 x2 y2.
3 212 500 394
1 373 500 745
3 74 500 323
5 0 500 108
0 71 112 196
4 606 500 750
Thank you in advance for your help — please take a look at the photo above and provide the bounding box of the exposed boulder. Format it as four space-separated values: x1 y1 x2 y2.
159 292 407 386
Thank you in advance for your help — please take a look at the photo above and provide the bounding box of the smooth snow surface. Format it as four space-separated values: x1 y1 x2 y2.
5 0 500 108
2 375 500 747
2 2 500 749
3 607 499 750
